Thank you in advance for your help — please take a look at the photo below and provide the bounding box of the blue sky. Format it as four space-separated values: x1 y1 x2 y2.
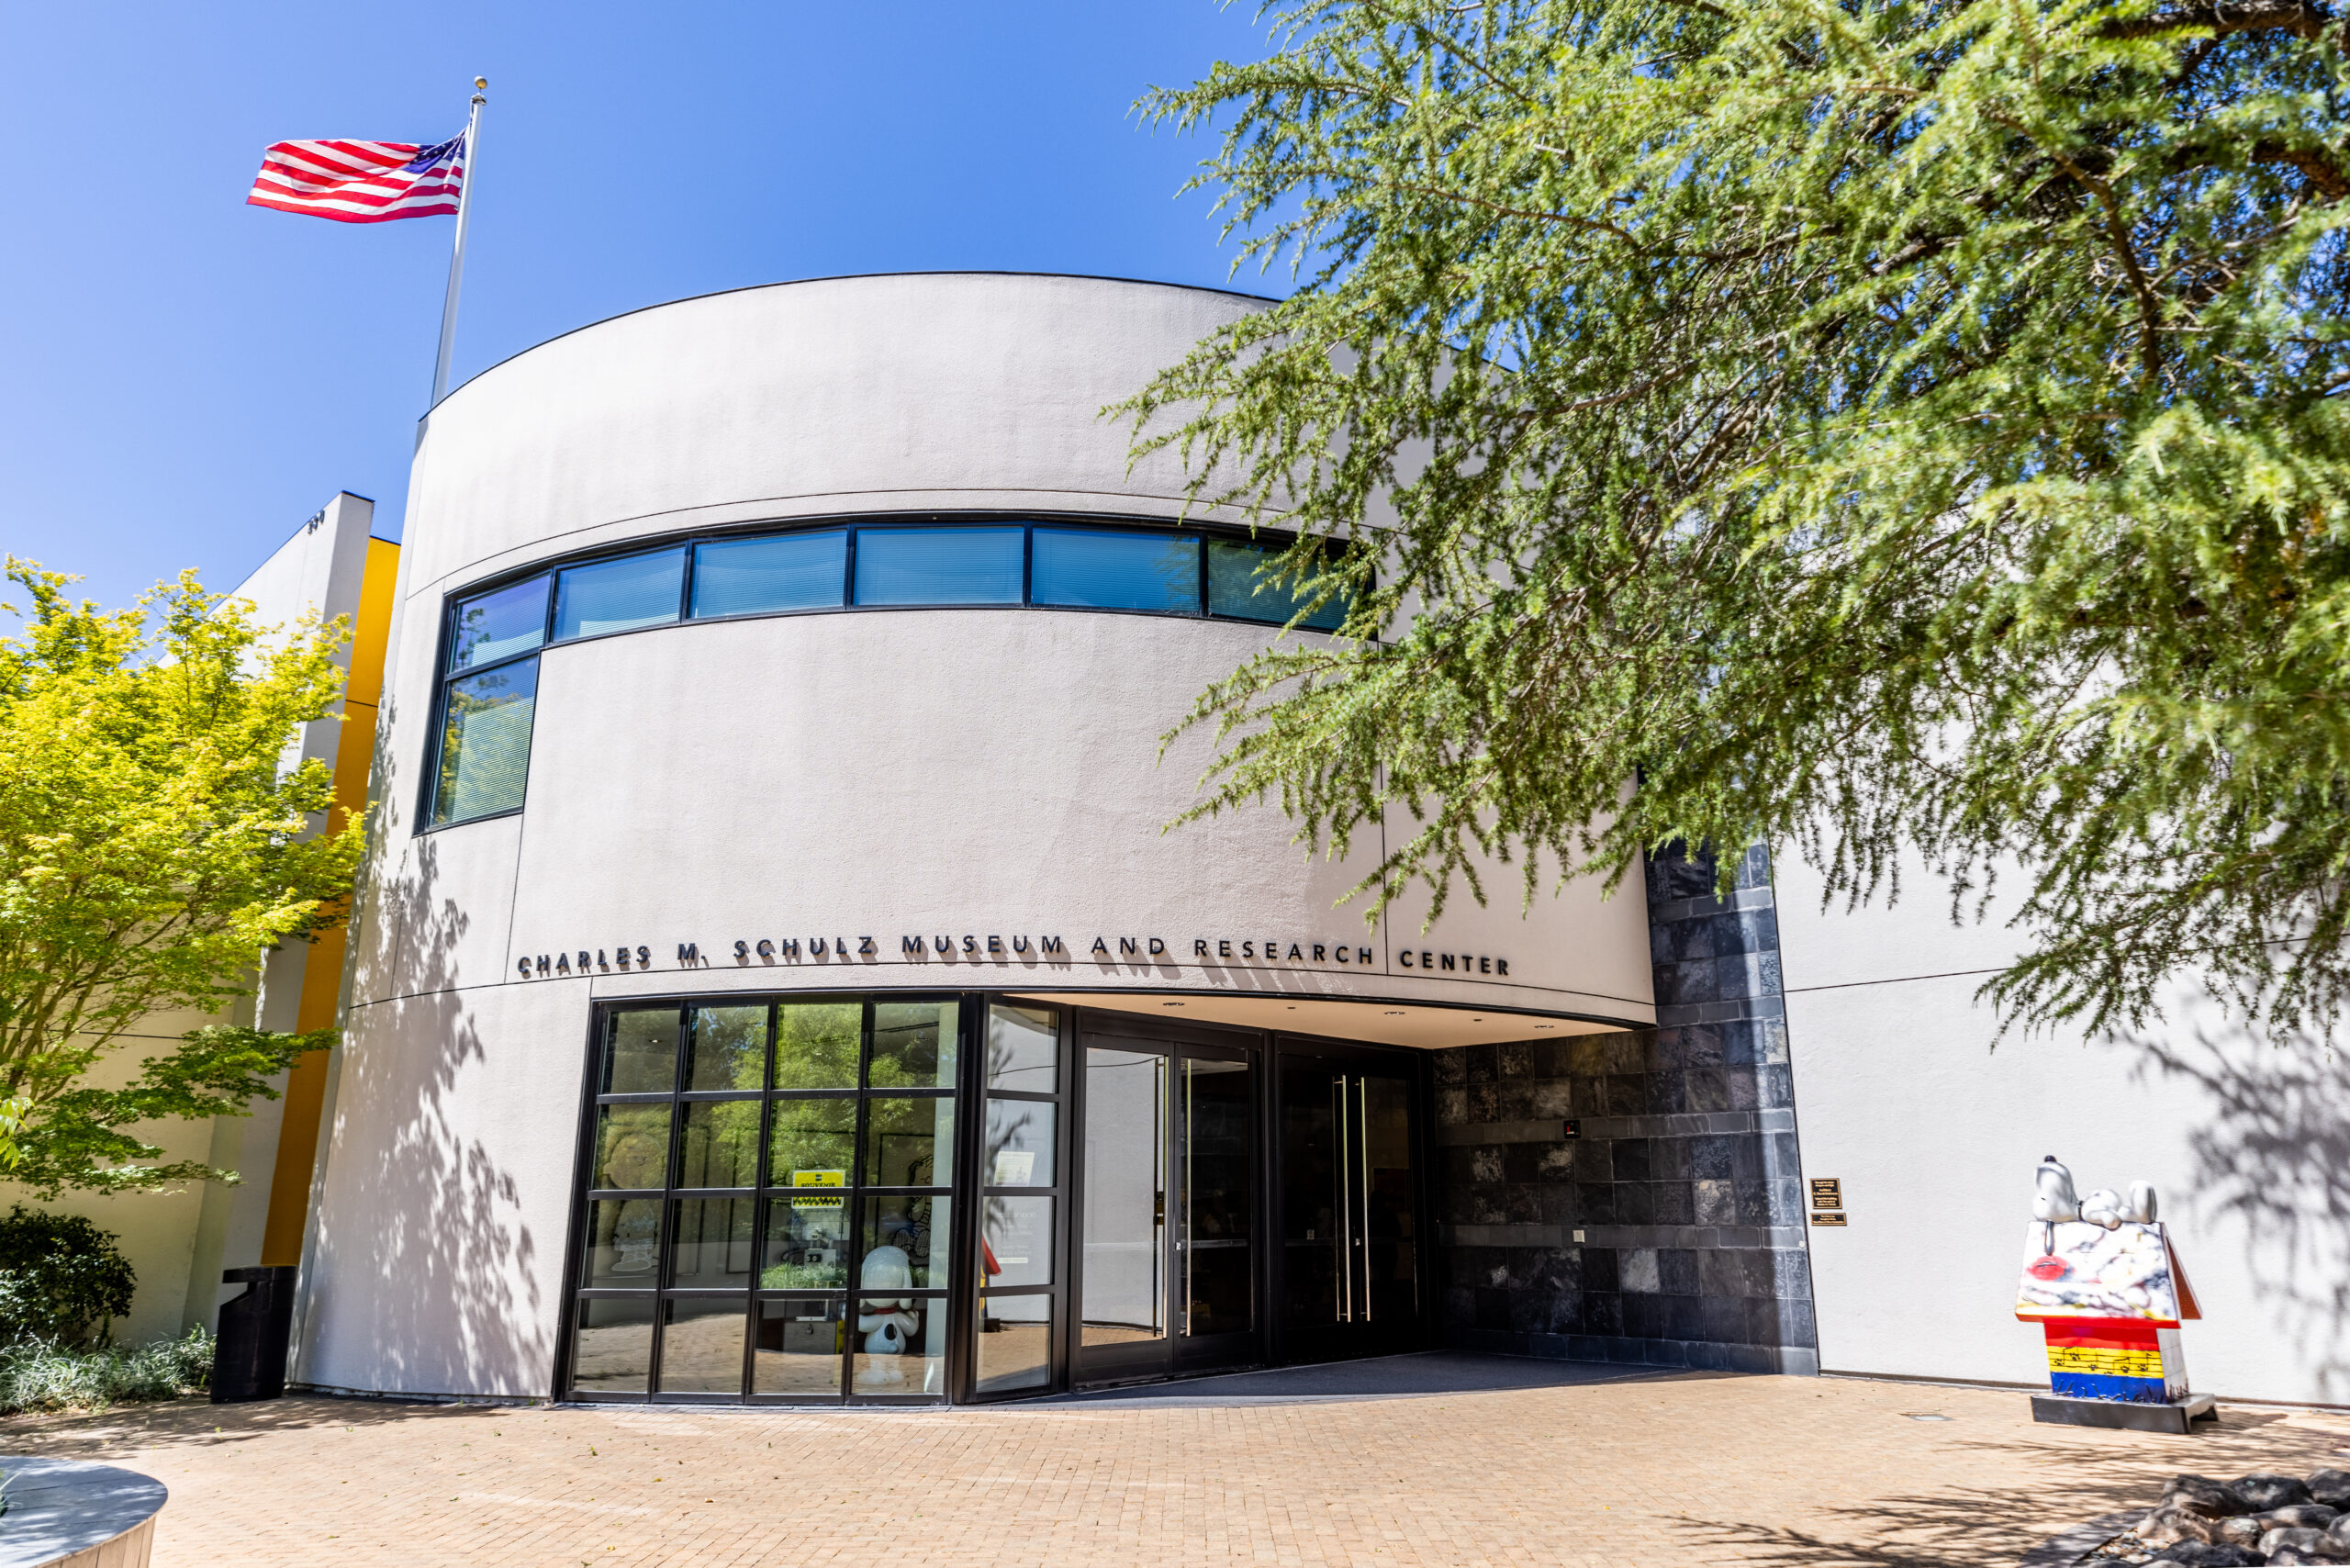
0 2 1277 613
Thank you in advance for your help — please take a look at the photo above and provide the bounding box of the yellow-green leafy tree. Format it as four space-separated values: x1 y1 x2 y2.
0 561 364 1196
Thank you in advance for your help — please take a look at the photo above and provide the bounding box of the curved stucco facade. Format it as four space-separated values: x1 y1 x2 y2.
296 274 1654 1399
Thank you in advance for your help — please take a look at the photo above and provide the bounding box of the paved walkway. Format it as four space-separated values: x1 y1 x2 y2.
6 1355 2348 1566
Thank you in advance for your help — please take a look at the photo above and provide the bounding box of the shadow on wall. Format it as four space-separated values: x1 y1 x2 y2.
308 810 552 1397
2126 1025 2350 1404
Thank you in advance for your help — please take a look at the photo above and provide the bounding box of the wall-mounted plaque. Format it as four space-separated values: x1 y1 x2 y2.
1809 1177 1843 1210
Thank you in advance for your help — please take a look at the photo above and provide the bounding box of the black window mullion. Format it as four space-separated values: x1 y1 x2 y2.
1022 524 1035 606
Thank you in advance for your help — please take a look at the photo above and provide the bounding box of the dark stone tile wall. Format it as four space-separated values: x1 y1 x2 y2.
1430 844 1820 1373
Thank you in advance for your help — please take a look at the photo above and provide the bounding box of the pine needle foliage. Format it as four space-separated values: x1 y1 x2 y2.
0 562 361 1193
1122 0 2350 1038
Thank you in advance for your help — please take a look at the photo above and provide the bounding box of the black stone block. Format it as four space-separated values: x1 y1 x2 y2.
1653 1182 1695 1226
1659 1249 1699 1295
1604 1035 1649 1074
1497 1040 1533 1079
1432 1048 1469 1086
1729 1134 1764 1182
1649 846 1718 903
1611 1138 1652 1182
1648 1071 1687 1114
1475 1289 1515 1331
1736 1180 1773 1227
1583 1249 1619 1293
1617 1182 1656 1225
1573 1140 1614 1182
1772 1249 1814 1302
1606 1074 1646 1116
1462 1044 1498 1083
1664 1294 1705 1340
1576 1182 1617 1224
1700 1296 1748 1343
1582 1293 1624 1336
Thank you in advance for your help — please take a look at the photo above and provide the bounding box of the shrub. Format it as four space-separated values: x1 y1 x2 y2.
0 1327 211 1414
0 1207 136 1348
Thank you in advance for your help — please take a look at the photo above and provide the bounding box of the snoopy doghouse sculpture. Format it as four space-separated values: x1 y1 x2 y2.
2017 1156 2216 1433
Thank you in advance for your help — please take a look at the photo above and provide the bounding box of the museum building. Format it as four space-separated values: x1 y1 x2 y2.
280 273 2348 1411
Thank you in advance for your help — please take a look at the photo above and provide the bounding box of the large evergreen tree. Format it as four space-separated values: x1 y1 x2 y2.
1125 0 2350 1036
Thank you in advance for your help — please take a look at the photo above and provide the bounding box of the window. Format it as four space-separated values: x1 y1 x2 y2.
1031 528 1198 613
975 1002 1063 1397
427 658 537 825
691 532 846 618
1208 538 1349 631
448 577 548 672
430 519 1364 829
852 527 1024 606
554 549 686 641
569 995 966 1403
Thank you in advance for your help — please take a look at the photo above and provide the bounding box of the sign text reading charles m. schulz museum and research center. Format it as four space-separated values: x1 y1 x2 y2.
514 929 1513 980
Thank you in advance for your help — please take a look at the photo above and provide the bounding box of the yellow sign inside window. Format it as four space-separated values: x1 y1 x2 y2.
791 1170 846 1210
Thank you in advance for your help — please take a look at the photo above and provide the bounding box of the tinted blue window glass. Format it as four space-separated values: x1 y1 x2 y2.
1031 529 1199 613
430 657 537 825
1206 540 1348 632
554 550 686 641
852 528 1024 606
447 577 548 672
691 532 846 618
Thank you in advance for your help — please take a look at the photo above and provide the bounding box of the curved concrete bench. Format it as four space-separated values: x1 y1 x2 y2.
0 1456 167 1568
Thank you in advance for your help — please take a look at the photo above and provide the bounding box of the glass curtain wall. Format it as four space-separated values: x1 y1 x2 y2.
568 995 963 1402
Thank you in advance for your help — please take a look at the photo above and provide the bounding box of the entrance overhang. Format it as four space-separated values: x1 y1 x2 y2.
1011 991 1633 1051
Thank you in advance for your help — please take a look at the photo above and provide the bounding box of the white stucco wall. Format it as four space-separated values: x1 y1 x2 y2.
1776 850 2350 1407
301 274 1657 1398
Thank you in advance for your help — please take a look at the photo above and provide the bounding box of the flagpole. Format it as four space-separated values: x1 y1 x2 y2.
428 77 487 409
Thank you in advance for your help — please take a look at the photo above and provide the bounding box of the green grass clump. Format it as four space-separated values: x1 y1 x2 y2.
0 1327 211 1414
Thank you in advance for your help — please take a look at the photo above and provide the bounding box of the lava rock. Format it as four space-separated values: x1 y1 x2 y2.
2236 1474 2314 1511
2143 1503 2219 1546
2214 1517 2268 1550
2328 1514 2350 1551
2265 1541 2349 1565
2260 1526 2328 1560
2312 1472 2350 1510
2166 1476 2253 1518
2150 1543 2263 1565
2264 1505 2344 1531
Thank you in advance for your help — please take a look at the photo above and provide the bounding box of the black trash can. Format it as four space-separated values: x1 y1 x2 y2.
211 1265 297 1404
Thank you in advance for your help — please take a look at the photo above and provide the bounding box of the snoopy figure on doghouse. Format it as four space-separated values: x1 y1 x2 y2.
2016 1156 2205 1420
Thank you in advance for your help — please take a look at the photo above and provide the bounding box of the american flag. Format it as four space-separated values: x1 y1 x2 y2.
246 134 466 224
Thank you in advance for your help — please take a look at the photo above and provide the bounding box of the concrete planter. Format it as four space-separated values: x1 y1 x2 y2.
0 1457 167 1568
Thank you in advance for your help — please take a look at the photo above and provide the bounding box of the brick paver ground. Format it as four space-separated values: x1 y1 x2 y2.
6 1358 2347 1566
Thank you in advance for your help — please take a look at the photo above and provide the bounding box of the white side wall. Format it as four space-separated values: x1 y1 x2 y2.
1777 851 2350 1406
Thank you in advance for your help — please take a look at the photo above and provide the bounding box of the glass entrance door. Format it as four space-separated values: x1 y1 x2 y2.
1077 1030 1258 1384
1278 1054 1424 1361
